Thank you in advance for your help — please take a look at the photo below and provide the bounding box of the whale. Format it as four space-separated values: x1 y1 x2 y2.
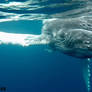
0 16 92 91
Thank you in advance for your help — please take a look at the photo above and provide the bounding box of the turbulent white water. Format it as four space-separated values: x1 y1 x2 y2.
0 0 92 22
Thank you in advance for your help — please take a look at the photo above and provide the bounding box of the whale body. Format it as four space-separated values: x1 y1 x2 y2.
42 16 92 58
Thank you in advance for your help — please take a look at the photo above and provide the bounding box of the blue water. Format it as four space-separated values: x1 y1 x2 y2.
0 45 86 92
0 0 92 92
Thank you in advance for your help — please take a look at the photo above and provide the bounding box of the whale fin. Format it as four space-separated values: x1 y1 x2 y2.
0 32 48 46
82 58 91 92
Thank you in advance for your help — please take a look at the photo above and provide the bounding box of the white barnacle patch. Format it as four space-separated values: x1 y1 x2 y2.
84 40 90 44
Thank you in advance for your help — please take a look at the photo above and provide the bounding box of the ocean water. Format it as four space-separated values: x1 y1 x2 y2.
0 0 92 92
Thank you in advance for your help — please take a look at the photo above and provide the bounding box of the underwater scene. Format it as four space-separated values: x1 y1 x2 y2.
0 0 92 92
